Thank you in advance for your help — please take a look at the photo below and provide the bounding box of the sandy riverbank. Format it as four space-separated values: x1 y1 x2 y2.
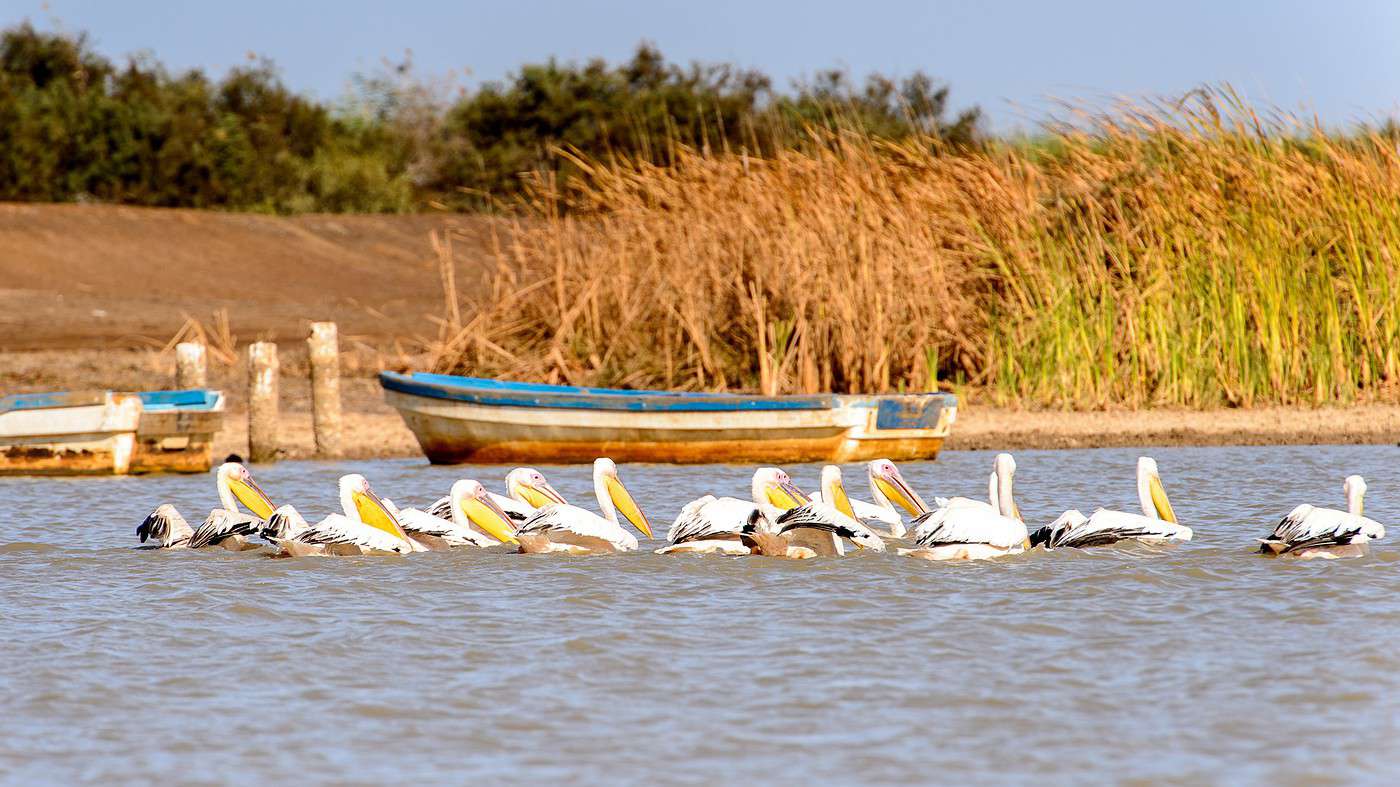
4 348 1398 460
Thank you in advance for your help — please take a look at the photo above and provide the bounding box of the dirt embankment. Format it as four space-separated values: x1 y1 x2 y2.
3 203 1398 455
0 202 496 350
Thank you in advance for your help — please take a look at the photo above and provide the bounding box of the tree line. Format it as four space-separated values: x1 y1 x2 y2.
0 23 981 213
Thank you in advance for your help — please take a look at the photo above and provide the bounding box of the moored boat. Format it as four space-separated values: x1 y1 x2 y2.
0 388 224 476
129 390 226 474
380 372 957 465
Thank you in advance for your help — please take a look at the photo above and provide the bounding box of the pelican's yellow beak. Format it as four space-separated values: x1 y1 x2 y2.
830 480 859 522
765 481 809 511
353 488 406 541
605 475 651 538
518 480 567 509
1149 474 1177 524
230 475 276 519
462 494 518 544
874 473 927 517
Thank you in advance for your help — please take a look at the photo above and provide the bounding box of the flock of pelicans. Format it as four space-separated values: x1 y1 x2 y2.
138 454 1387 561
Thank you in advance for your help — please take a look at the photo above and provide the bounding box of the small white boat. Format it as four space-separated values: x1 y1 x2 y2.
0 391 143 475
381 372 958 465
0 389 225 476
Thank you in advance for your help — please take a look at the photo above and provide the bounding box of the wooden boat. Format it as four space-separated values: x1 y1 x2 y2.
0 389 224 476
129 390 226 474
381 372 957 465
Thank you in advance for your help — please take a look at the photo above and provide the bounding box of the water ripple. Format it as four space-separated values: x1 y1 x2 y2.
4 447 1400 782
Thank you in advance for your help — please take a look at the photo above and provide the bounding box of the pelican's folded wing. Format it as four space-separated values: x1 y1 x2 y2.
295 514 412 554
188 509 263 549
396 506 494 547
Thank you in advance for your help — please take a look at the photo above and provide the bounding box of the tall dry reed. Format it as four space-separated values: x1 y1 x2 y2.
432 90 1400 408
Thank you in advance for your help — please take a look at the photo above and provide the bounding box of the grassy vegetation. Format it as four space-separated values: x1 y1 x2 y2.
432 91 1400 408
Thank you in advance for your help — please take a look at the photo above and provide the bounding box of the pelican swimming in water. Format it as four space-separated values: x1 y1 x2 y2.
783 465 896 555
1258 475 1385 560
656 467 812 556
137 462 276 550
810 459 929 538
425 468 568 524
391 480 520 548
265 474 416 556
514 458 652 554
1031 457 1191 549
901 453 1029 561
768 470 888 555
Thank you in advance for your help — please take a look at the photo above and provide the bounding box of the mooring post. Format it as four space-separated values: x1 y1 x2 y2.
307 322 342 458
175 342 207 389
247 341 279 463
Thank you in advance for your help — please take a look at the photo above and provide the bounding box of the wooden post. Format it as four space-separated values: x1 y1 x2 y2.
247 342 279 463
175 342 207 389
307 322 342 458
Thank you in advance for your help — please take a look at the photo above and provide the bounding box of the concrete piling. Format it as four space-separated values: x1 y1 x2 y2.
247 341 279 463
175 342 207 389
307 322 342 458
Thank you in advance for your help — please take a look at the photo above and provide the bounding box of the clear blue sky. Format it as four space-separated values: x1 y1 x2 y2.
8 0 1400 130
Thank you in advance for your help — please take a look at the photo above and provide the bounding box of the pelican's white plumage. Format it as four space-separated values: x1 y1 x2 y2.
808 459 929 538
903 453 1028 560
405 480 520 547
1032 457 1191 549
187 508 265 550
394 505 494 548
514 458 652 554
269 506 413 555
136 504 195 549
657 495 766 555
773 501 887 553
137 462 276 550
387 481 518 549
657 468 813 556
771 465 890 555
267 475 416 556
1259 475 1384 559
426 468 567 525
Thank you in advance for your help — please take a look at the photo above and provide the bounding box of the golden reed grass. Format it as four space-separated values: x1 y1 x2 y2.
430 89 1400 408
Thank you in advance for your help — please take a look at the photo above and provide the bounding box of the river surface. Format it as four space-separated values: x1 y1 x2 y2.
4 445 1400 784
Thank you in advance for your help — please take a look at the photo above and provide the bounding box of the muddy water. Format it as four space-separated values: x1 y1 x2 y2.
4 445 1400 784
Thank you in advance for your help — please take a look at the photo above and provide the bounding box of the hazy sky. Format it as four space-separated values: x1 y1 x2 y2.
8 0 1400 130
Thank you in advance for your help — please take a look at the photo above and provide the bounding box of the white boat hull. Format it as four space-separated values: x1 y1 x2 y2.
0 393 143 476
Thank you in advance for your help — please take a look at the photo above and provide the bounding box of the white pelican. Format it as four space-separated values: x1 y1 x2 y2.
771 472 888 555
675 465 879 557
1258 475 1385 559
136 462 276 550
656 467 816 556
514 458 652 554
901 453 1029 561
810 459 929 538
426 468 567 524
392 480 520 548
266 474 416 556
1031 457 1191 549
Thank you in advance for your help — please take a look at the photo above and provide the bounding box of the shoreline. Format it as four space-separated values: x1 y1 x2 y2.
214 404 1400 463
5 348 1398 462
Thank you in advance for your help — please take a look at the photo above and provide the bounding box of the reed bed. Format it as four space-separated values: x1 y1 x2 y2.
431 91 1400 407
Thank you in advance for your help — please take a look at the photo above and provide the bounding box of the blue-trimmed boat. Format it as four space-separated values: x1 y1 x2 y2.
130 389 226 474
0 389 224 475
380 372 957 465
